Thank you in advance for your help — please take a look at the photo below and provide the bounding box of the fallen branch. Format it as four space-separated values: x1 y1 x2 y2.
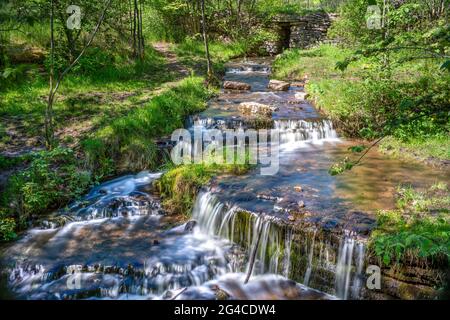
244 219 264 284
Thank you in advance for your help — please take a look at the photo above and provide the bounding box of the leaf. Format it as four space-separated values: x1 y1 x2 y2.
440 60 450 71
383 253 391 266
348 145 366 153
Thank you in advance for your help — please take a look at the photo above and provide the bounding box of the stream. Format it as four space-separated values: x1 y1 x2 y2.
1 59 448 300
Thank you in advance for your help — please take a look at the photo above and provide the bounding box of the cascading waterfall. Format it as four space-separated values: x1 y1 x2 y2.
275 119 340 147
303 230 316 286
192 192 293 278
191 191 366 300
335 231 365 300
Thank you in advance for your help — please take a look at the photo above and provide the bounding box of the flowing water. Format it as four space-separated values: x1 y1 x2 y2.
1 59 448 300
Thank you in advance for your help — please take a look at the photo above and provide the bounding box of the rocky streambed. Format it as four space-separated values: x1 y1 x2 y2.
0 58 448 300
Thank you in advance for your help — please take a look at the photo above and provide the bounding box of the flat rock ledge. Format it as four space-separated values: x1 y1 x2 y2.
268 79 290 91
223 81 251 91
238 102 278 117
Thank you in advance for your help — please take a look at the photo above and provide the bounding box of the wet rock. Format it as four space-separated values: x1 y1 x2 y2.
294 185 303 192
184 220 197 232
290 81 305 87
223 81 251 91
295 92 309 101
211 284 231 300
268 79 290 91
257 193 282 202
238 102 277 117
153 239 160 245
297 201 305 208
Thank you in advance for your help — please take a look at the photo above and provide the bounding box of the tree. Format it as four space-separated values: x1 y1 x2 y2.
200 0 215 84
45 0 112 148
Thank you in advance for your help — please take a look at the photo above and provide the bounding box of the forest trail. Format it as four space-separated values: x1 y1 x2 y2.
152 42 190 79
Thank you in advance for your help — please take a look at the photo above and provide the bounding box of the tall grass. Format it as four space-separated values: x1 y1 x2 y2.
83 76 214 173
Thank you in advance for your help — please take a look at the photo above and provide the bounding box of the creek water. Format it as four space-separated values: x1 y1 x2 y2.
0 59 448 300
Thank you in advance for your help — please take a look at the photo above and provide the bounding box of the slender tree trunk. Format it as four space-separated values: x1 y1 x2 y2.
133 0 137 57
139 0 145 57
200 0 214 82
45 0 55 148
45 0 112 148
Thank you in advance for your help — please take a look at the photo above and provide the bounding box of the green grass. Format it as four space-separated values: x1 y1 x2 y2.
272 44 450 164
173 38 247 75
83 76 214 174
156 160 252 216
369 183 450 267
1 147 93 239
380 136 450 165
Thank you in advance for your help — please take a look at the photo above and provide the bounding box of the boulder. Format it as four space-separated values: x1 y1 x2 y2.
184 220 197 232
268 79 290 91
295 92 310 101
238 102 278 117
223 81 251 91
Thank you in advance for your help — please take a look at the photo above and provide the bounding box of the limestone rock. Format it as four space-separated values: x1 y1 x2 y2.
238 102 277 117
223 81 251 91
295 92 310 101
268 79 290 91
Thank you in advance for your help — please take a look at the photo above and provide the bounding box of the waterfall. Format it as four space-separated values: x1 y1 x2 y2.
191 192 366 300
275 119 340 147
303 230 316 286
192 192 293 277
335 231 365 300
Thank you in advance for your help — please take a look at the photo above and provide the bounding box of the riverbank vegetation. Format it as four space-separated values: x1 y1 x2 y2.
1 0 448 247
369 183 449 268
272 0 449 166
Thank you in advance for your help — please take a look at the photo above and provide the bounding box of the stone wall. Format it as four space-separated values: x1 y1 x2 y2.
289 12 337 49
264 11 337 54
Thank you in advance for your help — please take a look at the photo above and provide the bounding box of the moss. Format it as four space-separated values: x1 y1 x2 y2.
156 161 252 216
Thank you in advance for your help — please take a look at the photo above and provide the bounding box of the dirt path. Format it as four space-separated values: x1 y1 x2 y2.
152 42 190 79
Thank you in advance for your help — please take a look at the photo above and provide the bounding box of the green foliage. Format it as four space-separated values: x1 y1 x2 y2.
328 157 355 175
0 212 17 241
156 164 213 215
85 76 213 173
156 159 252 215
1 147 93 228
370 184 450 266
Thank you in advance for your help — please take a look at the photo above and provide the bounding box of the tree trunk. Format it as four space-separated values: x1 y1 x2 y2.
200 0 214 83
45 0 112 149
45 0 55 148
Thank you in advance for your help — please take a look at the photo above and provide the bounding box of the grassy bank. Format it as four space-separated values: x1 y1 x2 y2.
272 44 450 165
172 37 248 75
0 75 213 241
369 183 449 268
156 161 252 216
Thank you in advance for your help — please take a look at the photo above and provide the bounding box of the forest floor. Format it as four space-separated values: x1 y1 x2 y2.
0 42 192 189
1 43 190 156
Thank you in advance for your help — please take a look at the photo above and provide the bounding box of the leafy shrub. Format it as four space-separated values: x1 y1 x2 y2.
370 184 450 267
0 211 16 241
2 147 92 228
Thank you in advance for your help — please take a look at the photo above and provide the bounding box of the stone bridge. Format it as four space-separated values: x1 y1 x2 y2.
265 11 338 54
